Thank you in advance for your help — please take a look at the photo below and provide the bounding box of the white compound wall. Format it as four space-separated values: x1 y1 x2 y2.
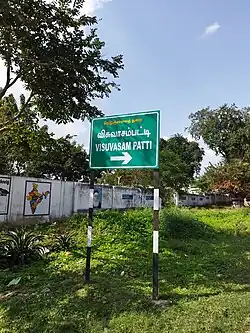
0 175 158 224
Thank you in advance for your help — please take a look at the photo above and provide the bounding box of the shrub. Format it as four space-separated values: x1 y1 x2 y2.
235 220 248 236
0 228 45 267
55 233 73 251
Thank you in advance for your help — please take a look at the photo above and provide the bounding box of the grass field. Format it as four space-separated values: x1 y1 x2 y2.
1 208 250 332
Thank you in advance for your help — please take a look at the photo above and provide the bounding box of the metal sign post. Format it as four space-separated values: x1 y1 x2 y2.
87 110 161 299
85 171 94 283
153 169 160 300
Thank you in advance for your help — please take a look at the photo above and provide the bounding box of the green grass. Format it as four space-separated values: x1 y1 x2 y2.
1 207 250 332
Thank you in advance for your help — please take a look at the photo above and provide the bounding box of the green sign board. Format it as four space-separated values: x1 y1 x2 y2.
89 110 160 169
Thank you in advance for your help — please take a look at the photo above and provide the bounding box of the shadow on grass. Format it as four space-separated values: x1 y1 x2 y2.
0 264 155 332
1 208 250 332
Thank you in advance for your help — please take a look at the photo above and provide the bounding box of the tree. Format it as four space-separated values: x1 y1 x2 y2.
161 135 204 179
159 149 192 191
188 104 250 161
26 134 91 181
0 94 92 180
99 135 204 202
0 93 45 174
188 104 250 200
0 128 92 181
157 136 204 204
98 169 152 188
197 160 250 199
0 139 13 175
0 0 123 131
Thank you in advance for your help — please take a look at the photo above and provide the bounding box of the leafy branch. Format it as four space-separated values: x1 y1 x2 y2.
0 0 123 131
0 92 35 132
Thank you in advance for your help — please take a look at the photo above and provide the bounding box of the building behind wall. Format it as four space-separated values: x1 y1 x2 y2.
174 192 231 207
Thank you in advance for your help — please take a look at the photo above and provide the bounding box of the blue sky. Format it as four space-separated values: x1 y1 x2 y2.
93 0 250 168
97 0 250 133
1 0 250 169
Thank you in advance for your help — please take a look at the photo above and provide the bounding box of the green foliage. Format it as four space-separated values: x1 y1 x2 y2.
188 104 250 197
0 95 92 181
99 135 204 204
234 220 248 236
0 94 40 174
55 233 73 251
161 135 204 176
0 228 45 267
1 208 250 332
197 160 250 197
25 133 91 181
99 169 153 188
93 209 153 246
188 104 250 161
0 0 123 131
159 149 190 190
159 135 204 203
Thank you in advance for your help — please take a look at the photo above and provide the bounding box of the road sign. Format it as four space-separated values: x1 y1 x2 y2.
89 110 160 169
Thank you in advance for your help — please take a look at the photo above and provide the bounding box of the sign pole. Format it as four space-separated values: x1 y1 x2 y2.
85 170 94 283
153 169 159 300
88 110 161 292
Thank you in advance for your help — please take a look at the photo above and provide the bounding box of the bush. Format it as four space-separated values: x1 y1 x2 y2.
55 233 74 251
234 220 248 236
162 208 215 240
0 228 45 267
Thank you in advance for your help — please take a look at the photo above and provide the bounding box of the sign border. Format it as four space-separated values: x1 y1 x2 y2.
89 110 160 170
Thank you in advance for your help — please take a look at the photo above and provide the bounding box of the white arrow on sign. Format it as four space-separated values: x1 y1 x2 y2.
110 152 132 165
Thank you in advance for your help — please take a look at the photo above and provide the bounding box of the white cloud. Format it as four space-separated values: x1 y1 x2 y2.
202 22 220 38
82 0 112 15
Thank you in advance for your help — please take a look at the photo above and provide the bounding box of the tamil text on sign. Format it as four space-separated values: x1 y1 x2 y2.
89 110 160 169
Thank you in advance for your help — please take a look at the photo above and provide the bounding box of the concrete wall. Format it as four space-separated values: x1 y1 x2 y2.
174 192 231 207
0 175 157 224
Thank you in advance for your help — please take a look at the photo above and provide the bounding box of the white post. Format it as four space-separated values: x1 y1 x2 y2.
174 191 179 206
